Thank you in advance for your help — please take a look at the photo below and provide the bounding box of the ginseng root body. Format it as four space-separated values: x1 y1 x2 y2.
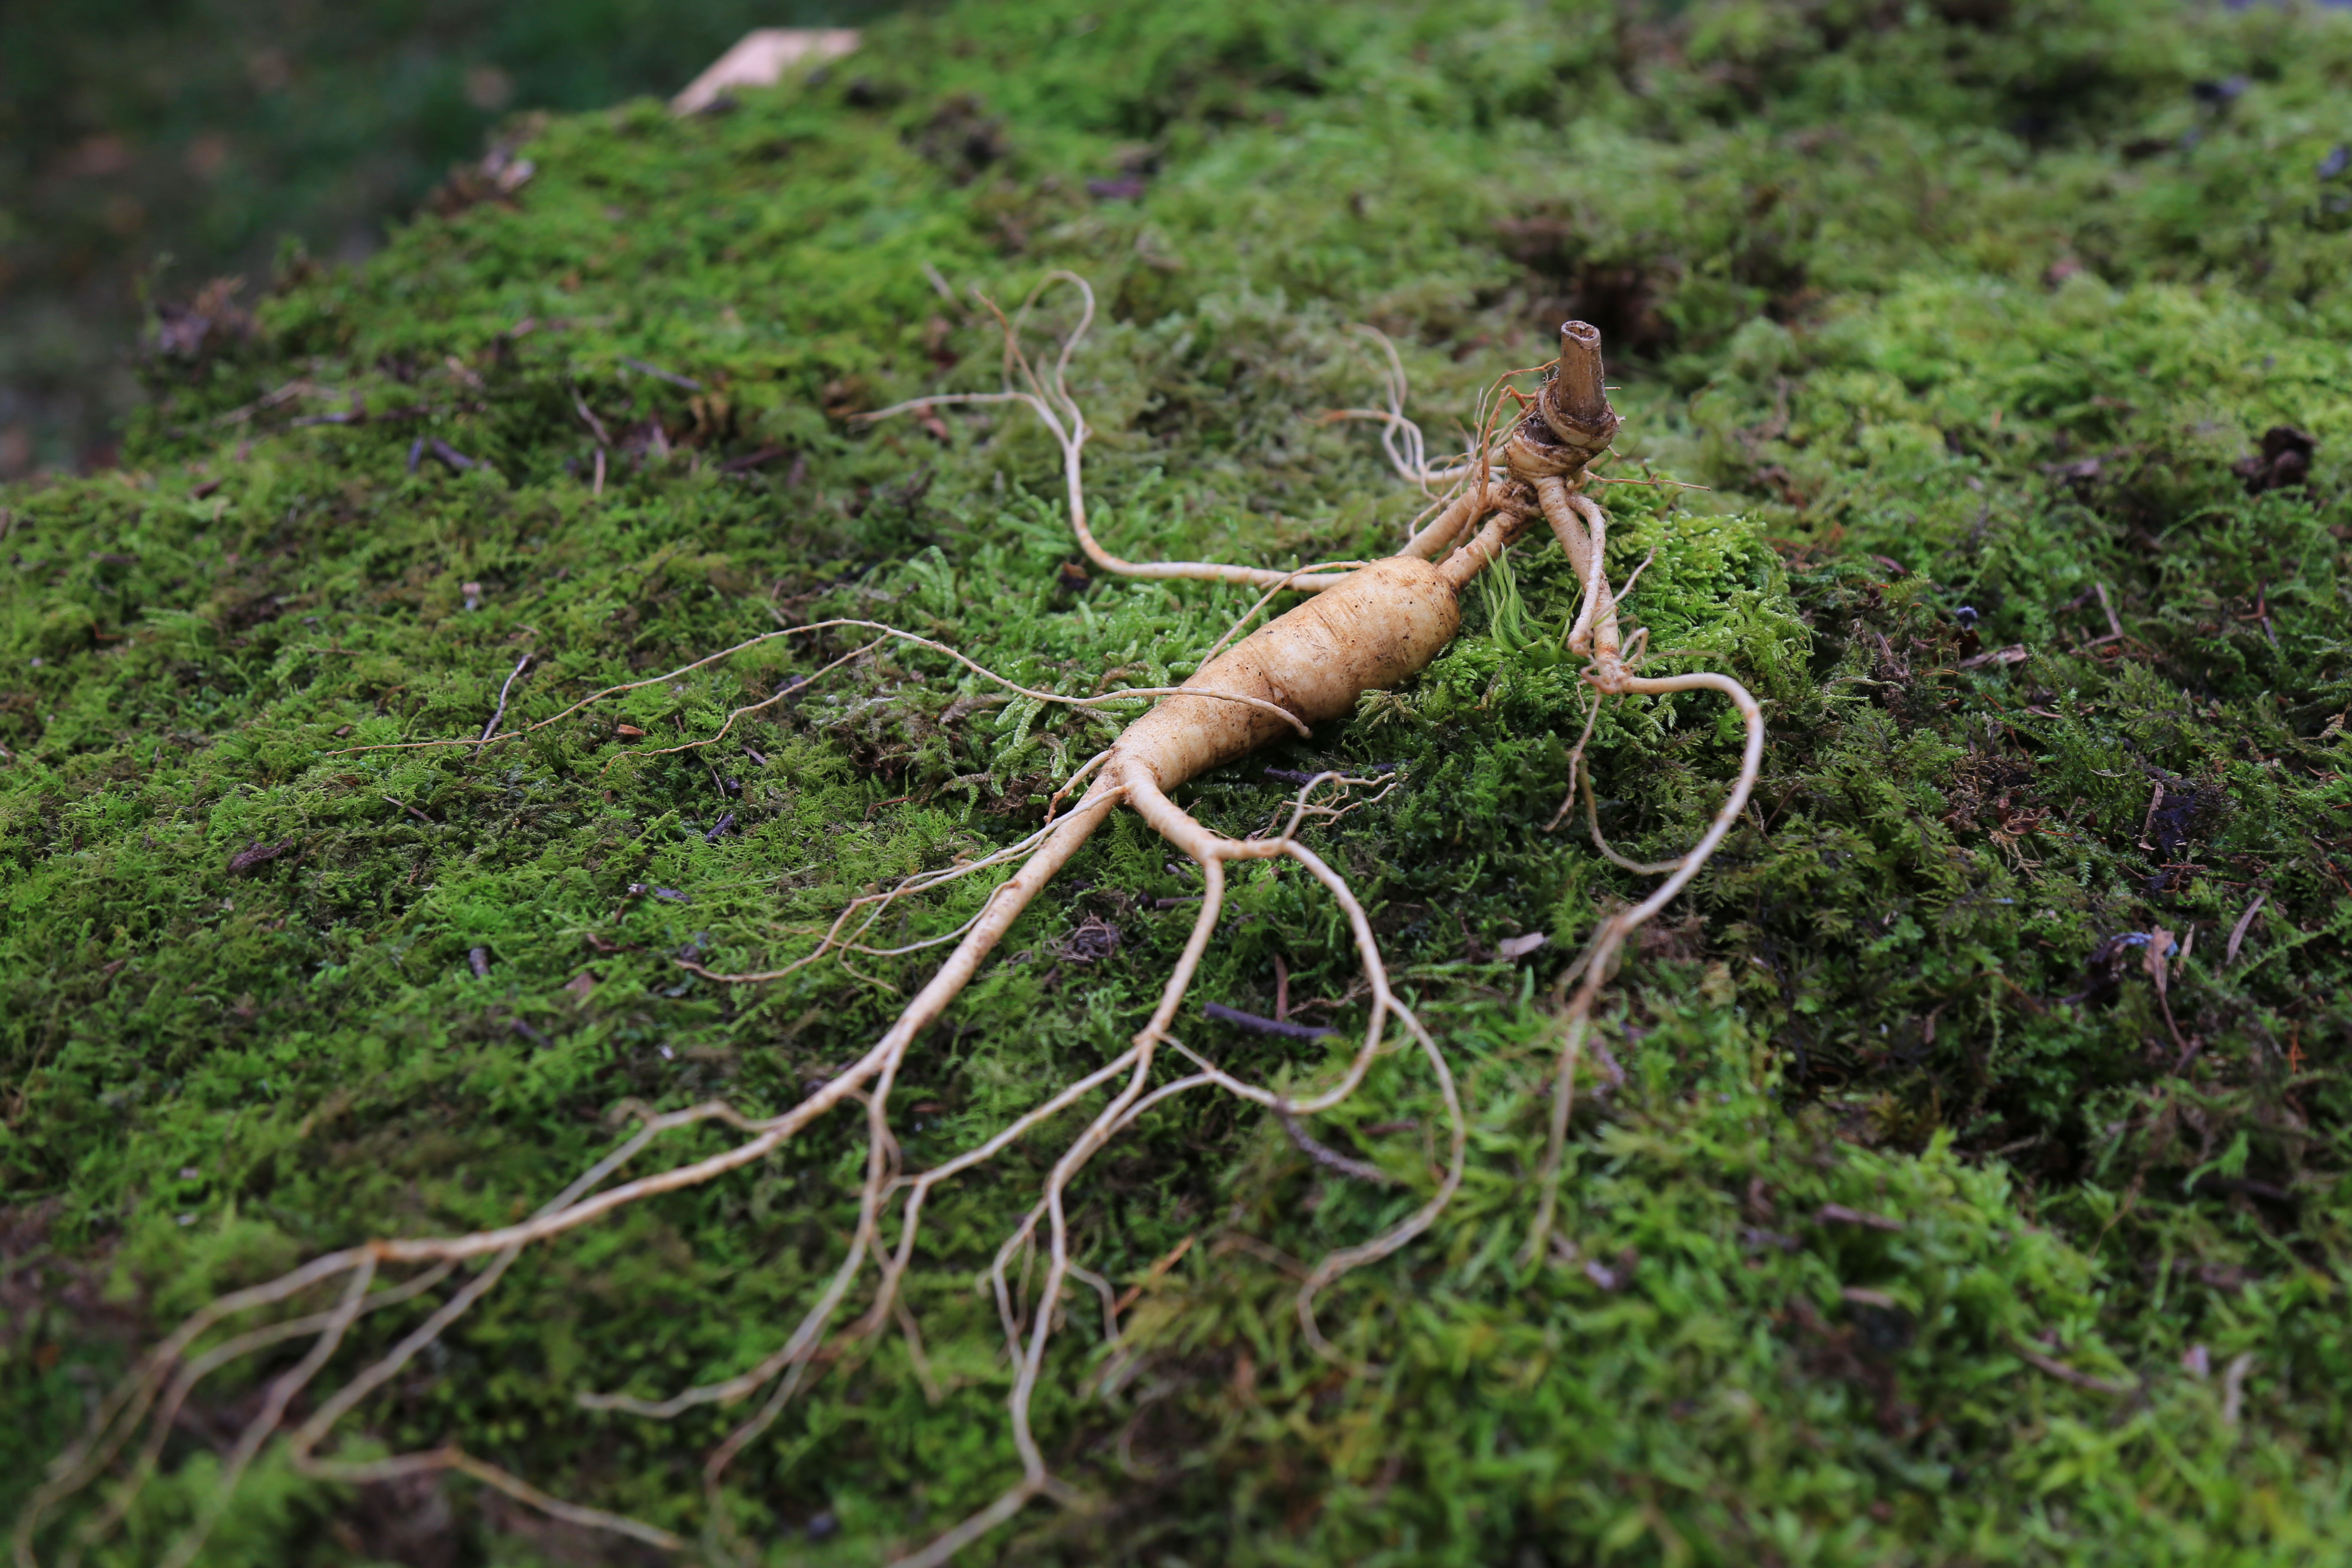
19 301 1762 1568
1111 554 1461 787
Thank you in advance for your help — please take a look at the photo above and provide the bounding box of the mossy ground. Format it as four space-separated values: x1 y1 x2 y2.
3 2 2349 1563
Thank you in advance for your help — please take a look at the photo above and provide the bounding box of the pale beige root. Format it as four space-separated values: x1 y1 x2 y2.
861 271 1361 594
561 761 1461 1568
1405 315 1767 1265
1397 486 1487 560
15 781 1125 1568
1519 665 1763 1266
1124 771 1468 1362
24 306 1766 1568
14 1114 694 1567
328 615 1312 763
1510 437 1766 1265
1545 692 1682 873
1435 499 1545 593
1320 326 1509 496
897 763 1470 1568
757 316 1732 1548
1109 554 1461 788
825 560 1481 1561
661 559 1451 989
20 559 1485 1567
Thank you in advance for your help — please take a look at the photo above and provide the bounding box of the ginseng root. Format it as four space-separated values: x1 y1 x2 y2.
17 290 1761 1568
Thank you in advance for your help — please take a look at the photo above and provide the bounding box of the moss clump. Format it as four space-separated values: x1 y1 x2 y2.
4 1 2348 1563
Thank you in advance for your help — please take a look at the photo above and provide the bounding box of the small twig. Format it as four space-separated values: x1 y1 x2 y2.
570 386 614 447
1209 1233 1311 1280
622 356 702 391
481 654 533 743
2095 581 2125 641
717 445 791 474
211 379 317 428
287 395 368 429
2147 924 2195 1066
2011 1335 2134 1397
1277 1112 1394 1185
863 793 914 823
383 797 435 827
1109 1235 1196 1317
2139 781 2164 848
1202 1002 1332 1041
226 837 298 876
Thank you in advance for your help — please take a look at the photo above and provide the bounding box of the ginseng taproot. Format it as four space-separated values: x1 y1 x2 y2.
17 279 1759 1568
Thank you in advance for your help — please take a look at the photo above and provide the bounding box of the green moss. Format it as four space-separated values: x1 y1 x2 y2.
4 1 2349 1564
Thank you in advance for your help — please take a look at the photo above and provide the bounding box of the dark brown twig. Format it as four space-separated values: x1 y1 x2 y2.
1202 1002 1332 1041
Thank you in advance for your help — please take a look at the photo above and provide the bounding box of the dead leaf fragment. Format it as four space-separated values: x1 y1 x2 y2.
2225 893 2266 964
226 836 297 876
672 29 861 115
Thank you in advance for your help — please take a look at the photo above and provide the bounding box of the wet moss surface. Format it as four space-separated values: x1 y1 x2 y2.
3 2 2349 1563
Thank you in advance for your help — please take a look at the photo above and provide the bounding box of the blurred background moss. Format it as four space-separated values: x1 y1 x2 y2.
0 0 898 480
